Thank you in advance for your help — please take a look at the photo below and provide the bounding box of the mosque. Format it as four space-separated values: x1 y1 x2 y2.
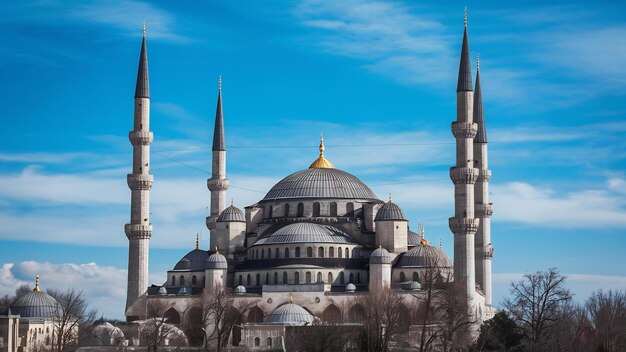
120 15 495 350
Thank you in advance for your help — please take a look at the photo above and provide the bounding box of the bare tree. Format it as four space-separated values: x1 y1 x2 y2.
0 284 31 313
142 300 186 352
357 288 404 352
586 289 626 352
503 268 572 351
285 323 363 352
47 288 97 352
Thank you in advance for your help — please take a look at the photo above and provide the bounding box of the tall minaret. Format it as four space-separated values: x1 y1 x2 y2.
124 24 153 317
473 57 494 306
206 77 229 247
449 11 480 303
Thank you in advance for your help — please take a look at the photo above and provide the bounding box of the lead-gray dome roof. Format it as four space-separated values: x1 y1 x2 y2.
261 168 379 202
253 222 355 245
265 303 315 325
173 249 210 271
397 244 451 268
370 247 391 264
206 252 228 269
9 290 62 319
375 201 407 221
217 205 245 222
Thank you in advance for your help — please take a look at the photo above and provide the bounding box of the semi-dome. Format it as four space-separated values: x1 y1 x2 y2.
205 251 228 269
370 246 391 264
157 287 168 295
345 283 356 292
253 222 355 245
265 303 315 325
234 285 247 294
375 199 406 221
217 204 245 222
92 322 125 346
397 243 451 268
173 249 210 271
261 168 379 202
9 280 62 319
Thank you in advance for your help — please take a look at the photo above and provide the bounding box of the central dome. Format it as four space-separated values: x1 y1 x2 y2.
261 168 379 202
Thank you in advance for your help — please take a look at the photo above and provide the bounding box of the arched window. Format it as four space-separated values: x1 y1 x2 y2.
330 202 337 216
297 203 304 217
295 272 300 284
317 272 323 283
261 249 265 259
306 272 312 284
313 202 321 217
247 274 251 286
357 272 361 284
268 248 272 259
349 273 354 283
239 275 243 285
329 247 335 258
307 247 313 257
268 206 273 219
346 202 354 216
400 272 406 282
285 248 290 258
295 247 301 257
265 273 269 284
352 248 358 258
274 272 278 284
172 276 176 286
284 204 290 217
338 247 343 258
318 247 325 258
345 248 350 258
267 337 273 347
328 272 333 284
180 275 185 286
255 337 260 346
192 275 197 286
275 248 280 258
256 274 261 286
413 272 419 282
283 272 288 284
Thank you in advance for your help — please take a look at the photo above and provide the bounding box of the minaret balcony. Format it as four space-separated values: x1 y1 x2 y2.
477 169 492 182
483 244 494 259
206 216 217 230
125 223 153 239
450 167 479 184
448 217 479 235
129 131 153 145
127 174 153 190
207 177 229 192
476 203 494 217
451 122 478 139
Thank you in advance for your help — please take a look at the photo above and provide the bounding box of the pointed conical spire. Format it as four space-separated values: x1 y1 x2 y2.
212 76 225 151
457 8 473 92
134 23 150 98
474 56 487 143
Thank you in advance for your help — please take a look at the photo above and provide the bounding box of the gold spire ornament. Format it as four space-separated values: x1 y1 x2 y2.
309 134 334 169
33 274 40 292
418 223 429 246
388 194 393 203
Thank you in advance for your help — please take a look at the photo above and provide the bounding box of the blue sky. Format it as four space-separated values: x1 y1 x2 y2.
1 1 625 319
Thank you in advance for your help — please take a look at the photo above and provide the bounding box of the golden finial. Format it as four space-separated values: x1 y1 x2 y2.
215 246 219 254
33 274 40 292
195 233 199 250
464 7 468 27
142 21 146 37
288 293 294 304
218 75 222 91
309 134 334 169
419 223 429 245
388 194 393 203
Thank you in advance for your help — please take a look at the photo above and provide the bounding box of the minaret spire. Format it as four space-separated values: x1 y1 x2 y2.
457 9 473 92
474 56 487 143
125 25 153 320
207 76 229 249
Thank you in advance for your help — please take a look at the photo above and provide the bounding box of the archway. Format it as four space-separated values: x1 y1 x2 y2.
322 304 342 323
163 307 181 324
185 306 204 346
247 306 264 323
348 304 365 323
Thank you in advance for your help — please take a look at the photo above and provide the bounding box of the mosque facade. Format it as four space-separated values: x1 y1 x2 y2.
123 17 495 349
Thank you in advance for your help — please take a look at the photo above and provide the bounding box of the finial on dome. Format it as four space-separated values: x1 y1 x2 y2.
215 246 219 254
288 293 294 304
195 233 199 250
419 223 429 245
231 198 234 206
464 7 468 28
33 274 40 292
309 134 334 169
388 194 392 203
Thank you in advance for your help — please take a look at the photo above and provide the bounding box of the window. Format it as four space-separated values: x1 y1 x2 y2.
318 247 325 257
267 337 273 347
268 206 273 219
328 272 333 284
265 273 269 284
268 248 272 258
352 248 358 258
172 276 176 286
255 337 260 346
295 247 301 257
256 274 261 286
274 272 278 284
345 248 350 258
306 272 312 284
413 272 419 282
276 248 280 258
313 202 321 217
180 275 185 286
285 248 290 258
400 272 406 282
346 202 354 216
317 272 323 283
307 247 313 257
338 247 343 258
192 275 197 286
247 274 251 286
349 273 354 283
329 247 335 258
295 272 300 284
283 272 288 284
261 249 265 259
330 202 337 216
297 203 304 217
284 204 290 217
239 275 243 285
357 273 361 284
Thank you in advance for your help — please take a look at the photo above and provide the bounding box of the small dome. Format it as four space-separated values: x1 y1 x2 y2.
93 322 125 346
173 249 210 271
407 230 422 246
177 286 191 295
345 283 356 292
157 287 168 295
402 281 421 291
397 244 451 268
217 205 245 222
205 252 228 269
265 303 315 325
375 200 407 221
254 222 355 246
234 285 247 294
10 290 62 319
370 247 391 264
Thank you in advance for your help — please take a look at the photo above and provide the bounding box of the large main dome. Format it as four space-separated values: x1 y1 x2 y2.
261 168 379 202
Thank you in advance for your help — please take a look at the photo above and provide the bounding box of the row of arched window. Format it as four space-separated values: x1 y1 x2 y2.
399 272 420 282
265 202 356 218
254 336 279 347
238 270 363 286
248 246 355 259
171 275 202 286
